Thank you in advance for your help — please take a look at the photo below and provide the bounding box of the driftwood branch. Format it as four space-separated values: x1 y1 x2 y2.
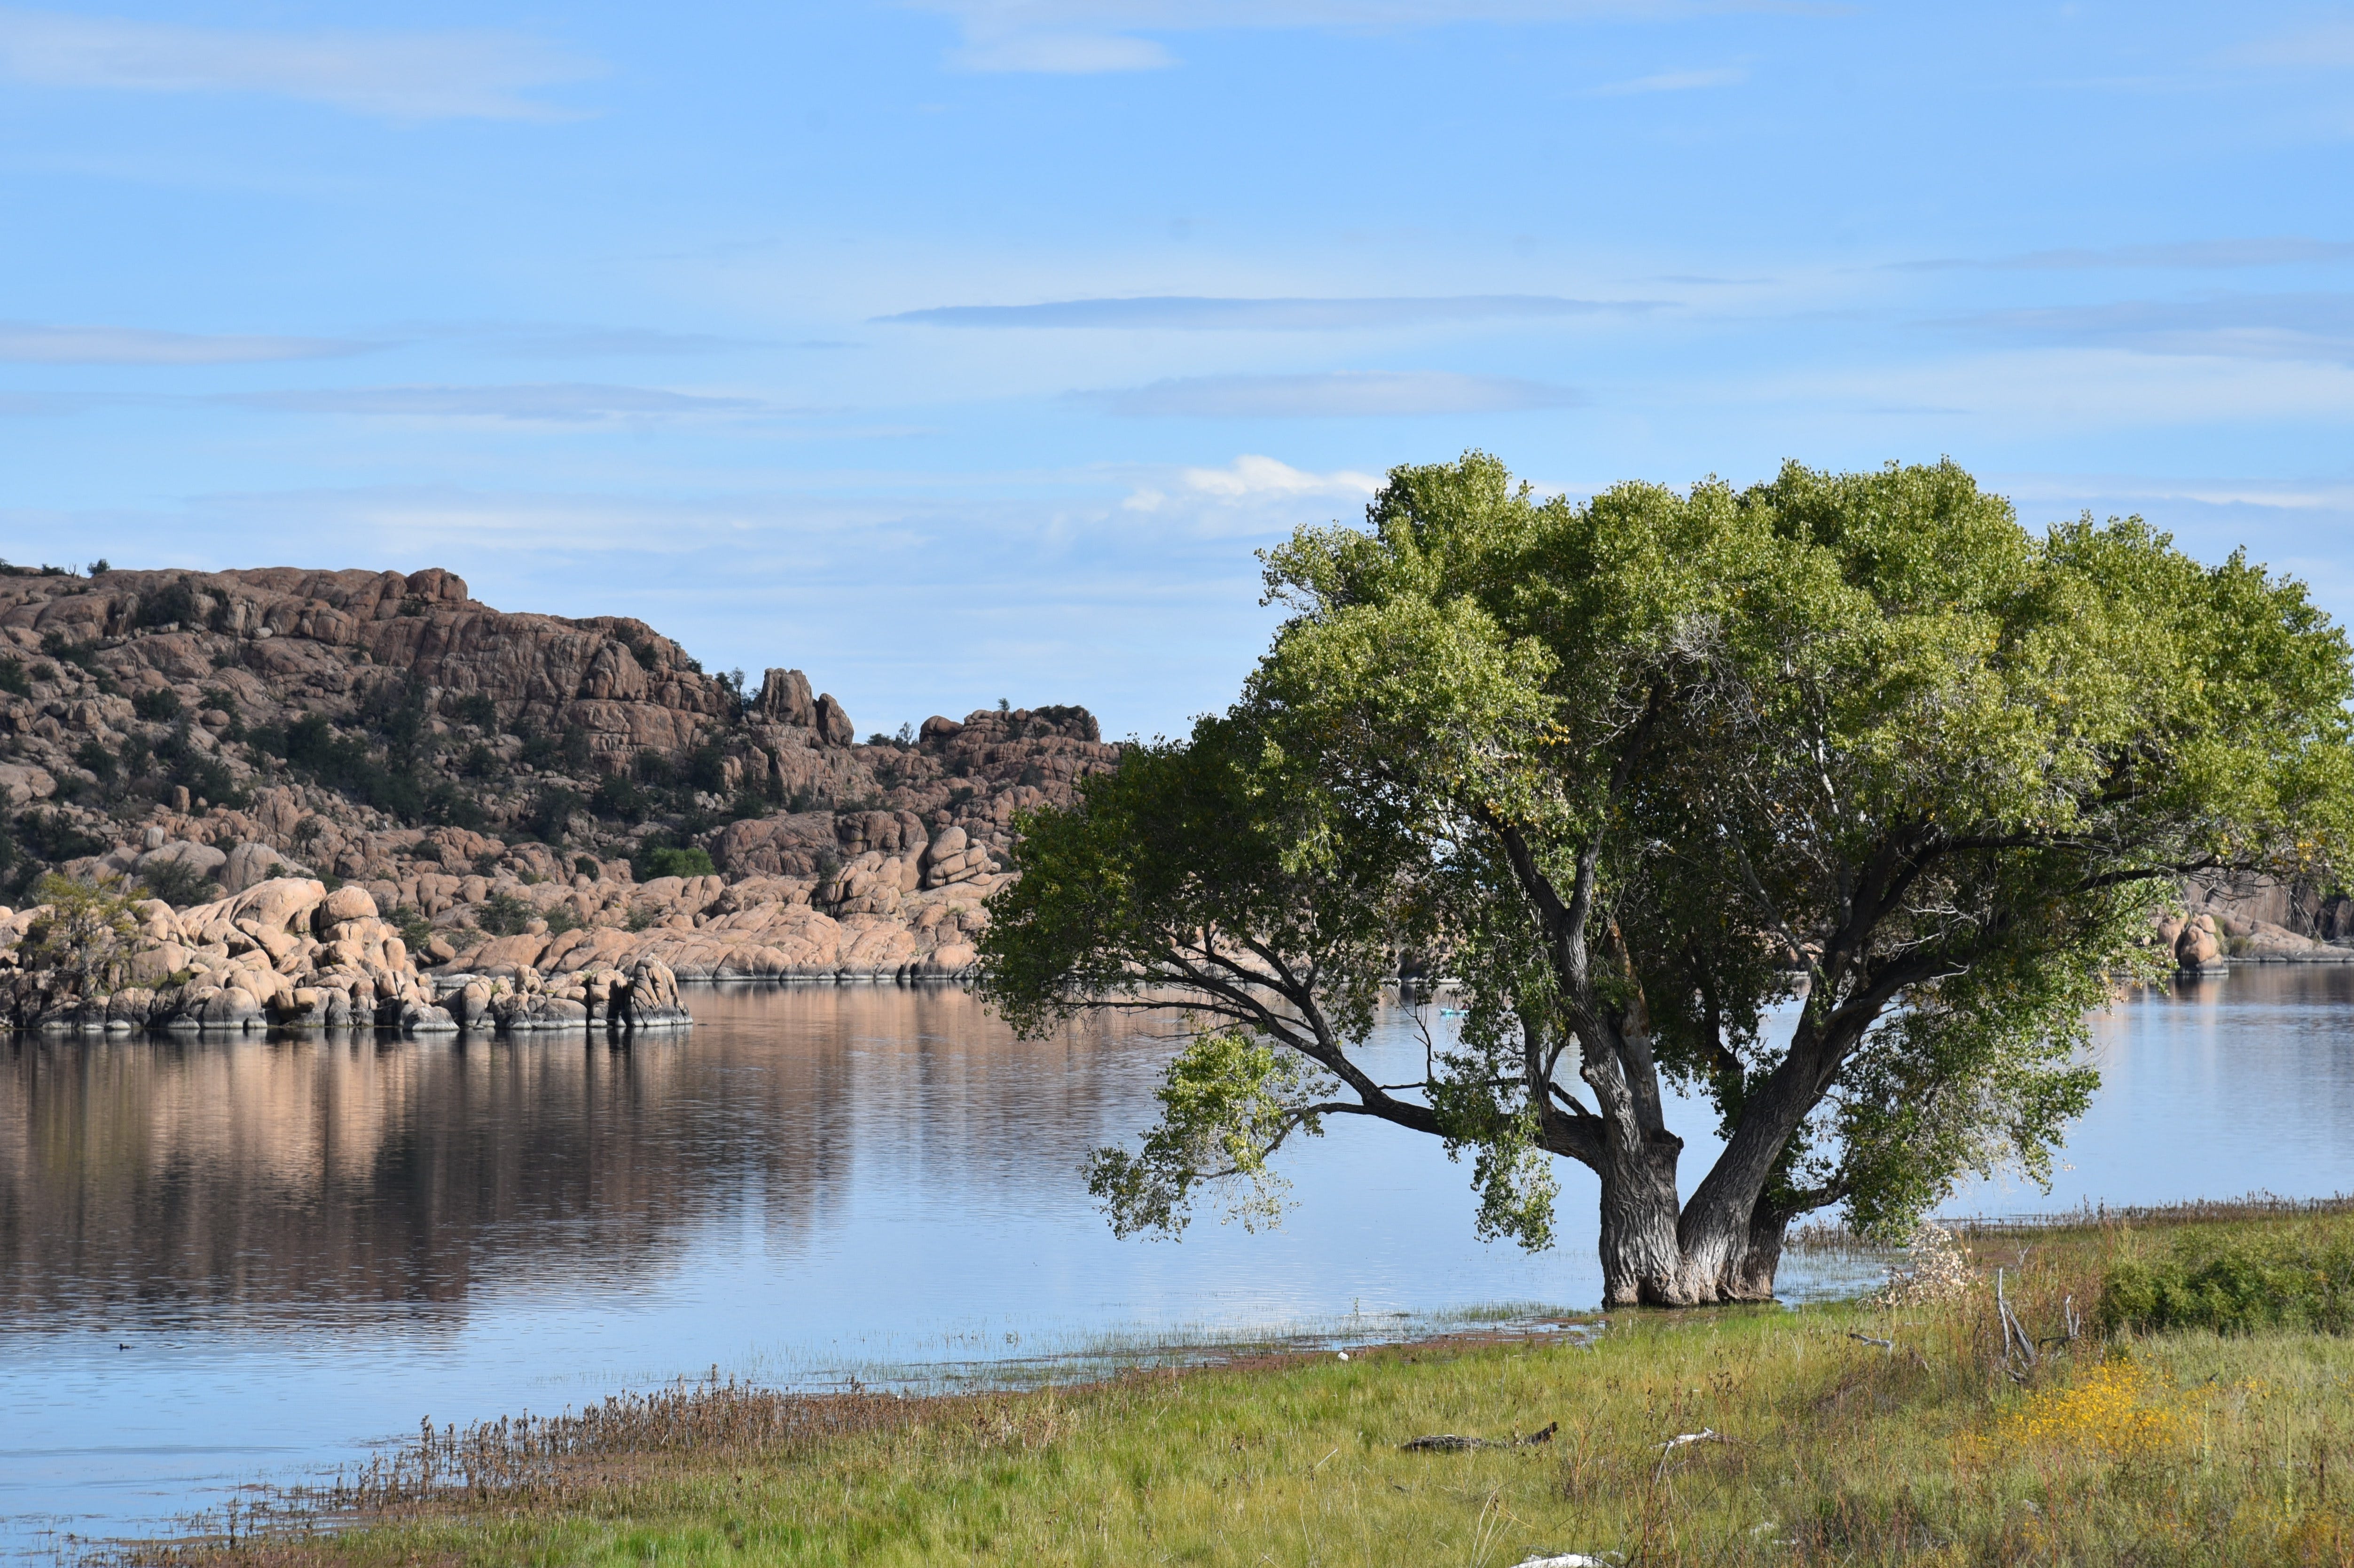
1401 1421 1558 1452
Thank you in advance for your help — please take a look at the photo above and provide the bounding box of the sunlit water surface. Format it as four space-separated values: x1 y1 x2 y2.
5 970 2354 1549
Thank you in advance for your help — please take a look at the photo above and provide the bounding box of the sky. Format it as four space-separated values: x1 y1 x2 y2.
3 1 2353 740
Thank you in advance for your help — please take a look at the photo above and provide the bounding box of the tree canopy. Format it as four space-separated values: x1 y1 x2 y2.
979 455 2354 1305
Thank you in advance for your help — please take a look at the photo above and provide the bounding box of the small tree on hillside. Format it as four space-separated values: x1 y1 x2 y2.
981 455 2354 1306
19 872 143 997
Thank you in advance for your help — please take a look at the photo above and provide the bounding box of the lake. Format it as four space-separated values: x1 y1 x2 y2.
6 968 2354 1551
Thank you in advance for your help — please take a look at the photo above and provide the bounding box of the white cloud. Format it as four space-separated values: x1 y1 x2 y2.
1120 455 1383 537
1585 65 1746 95
1087 369 1583 417
0 7 596 120
1125 454 1381 511
218 384 757 422
1758 347 2354 435
1998 474 2354 514
1943 293 2354 364
0 321 368 364
879 293 1654 329
914 0 1698 74
2232 22 2354 70
1895 239 2354 273
444 324 762 358
1180 454 1381 498
952 31 1174 71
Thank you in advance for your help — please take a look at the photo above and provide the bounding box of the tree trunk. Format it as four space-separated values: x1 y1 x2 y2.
1596 1128 1685 1305
1726 1196 1787 1301
1595 1159 1790 1306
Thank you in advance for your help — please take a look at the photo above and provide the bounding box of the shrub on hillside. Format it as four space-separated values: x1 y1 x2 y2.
20 872 141 995
388 904 434 950
592 774 649 823
641 845 714 880
137 858 220 909
132 579 199 631
477 891 536 937
133 686 183 721
15 808 104 862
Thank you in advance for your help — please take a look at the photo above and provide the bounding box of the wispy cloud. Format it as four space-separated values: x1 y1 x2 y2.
1896 238 2354 272
2231 22 2354 70
1585 64 1745 95
914 0 1705 73
1084 370 1583 416
1120 455 1383 534
433 323 764 359
1169 454 1380 501
2001 473 2354 514
0 321 369 364
953 31 1175 71
0 7 597 120
880 294 1654 329
1945 293 2354 363
1182 454 1381 498
217 384 757 422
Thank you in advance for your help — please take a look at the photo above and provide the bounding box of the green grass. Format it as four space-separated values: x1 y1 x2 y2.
145 1203 2354 1567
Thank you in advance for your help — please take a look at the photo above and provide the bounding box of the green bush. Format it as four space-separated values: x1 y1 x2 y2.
15 808 104 862
137 858 220 909
592 773 649 823
2099 1223 2354 1335
72 738 117 784
477 890 536 936
0 658 27 697
388 904 435 950
132 579 198 631
528 785 583 843
133 686 183 721
641 845 715 880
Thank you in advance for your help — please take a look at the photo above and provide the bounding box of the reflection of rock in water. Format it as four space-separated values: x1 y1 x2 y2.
0 989 1153 1330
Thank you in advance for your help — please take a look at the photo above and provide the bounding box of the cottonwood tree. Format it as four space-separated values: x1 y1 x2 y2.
980 456 2354 1306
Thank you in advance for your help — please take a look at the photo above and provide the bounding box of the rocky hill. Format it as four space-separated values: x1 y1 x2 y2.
0 563 1121 995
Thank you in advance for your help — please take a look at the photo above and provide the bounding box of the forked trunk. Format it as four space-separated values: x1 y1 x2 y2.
1596 1158 1790 1306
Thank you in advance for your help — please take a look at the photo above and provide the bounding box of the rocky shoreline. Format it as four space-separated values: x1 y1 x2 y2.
0 563 1127 1021
2158 905 2354 969
0 872 695 1036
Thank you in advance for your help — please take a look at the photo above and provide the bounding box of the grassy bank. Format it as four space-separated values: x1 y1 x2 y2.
148 1200 2354 1567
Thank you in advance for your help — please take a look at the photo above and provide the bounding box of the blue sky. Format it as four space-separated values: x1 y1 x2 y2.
3 1 2353 739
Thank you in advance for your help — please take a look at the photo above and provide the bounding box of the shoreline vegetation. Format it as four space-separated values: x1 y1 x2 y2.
114 1196 2354 1567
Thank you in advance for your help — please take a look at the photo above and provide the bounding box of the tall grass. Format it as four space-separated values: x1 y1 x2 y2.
120 1202 2354 1568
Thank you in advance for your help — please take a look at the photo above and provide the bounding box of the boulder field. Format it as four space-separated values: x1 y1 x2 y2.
0 875 690 1035
0 562 1125 1027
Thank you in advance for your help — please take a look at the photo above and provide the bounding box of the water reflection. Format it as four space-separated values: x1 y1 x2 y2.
8 971 2354 1547
0 990 1153 1333
1960 966 2354 1213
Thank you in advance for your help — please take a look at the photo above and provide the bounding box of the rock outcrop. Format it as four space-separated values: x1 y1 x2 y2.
0 563 1123 1025
2150 891 2354 969
0 873 691 1036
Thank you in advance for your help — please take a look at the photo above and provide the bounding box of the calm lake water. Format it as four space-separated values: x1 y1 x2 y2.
7 969 2354 1549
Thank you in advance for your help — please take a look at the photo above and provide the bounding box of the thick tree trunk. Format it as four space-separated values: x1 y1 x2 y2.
1595 1162 1791 1306
1596 1130 1685 1306
1726 1196 1788 1302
